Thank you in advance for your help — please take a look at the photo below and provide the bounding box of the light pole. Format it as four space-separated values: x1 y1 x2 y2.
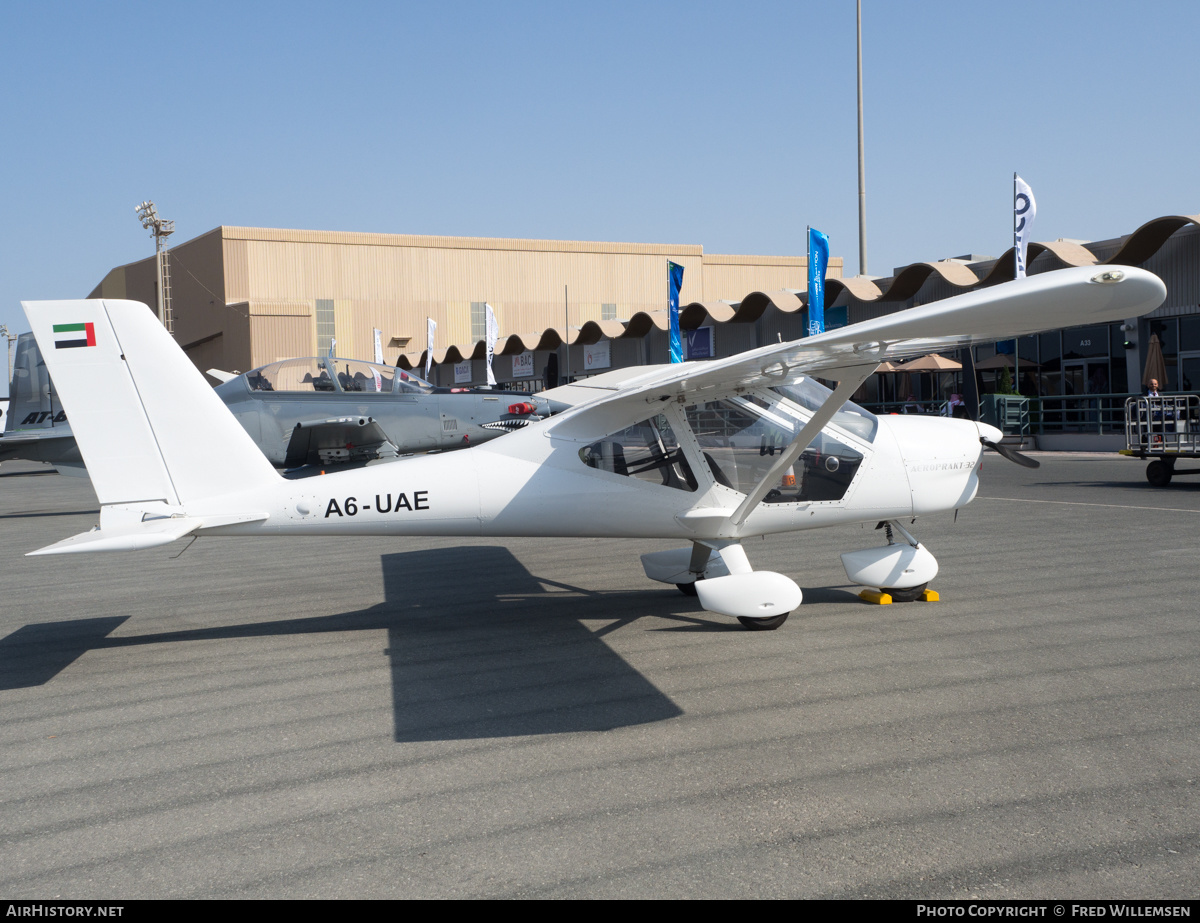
135 201 176 333
856 0 868 277
0 324 16 391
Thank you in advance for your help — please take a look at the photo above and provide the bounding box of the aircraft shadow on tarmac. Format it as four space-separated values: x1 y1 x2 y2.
0 546 701 740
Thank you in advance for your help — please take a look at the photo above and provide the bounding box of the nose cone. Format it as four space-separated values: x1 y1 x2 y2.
976 422 1003 445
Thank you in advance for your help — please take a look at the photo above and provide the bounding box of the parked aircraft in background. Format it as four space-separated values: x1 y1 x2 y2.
23 266 1166 630
209 357 566 470
0 332 83 473
1 340 565 475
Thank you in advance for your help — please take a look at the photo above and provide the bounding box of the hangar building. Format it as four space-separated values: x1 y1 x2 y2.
89 226 838 386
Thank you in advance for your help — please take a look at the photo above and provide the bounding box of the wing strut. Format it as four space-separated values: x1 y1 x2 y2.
727 363 878 532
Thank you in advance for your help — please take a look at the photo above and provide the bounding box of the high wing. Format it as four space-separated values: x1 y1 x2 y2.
539 265 1165 529
547 265 1160 422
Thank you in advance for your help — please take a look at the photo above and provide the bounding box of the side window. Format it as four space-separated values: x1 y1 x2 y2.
685 397 863 502
579 414 697 492
791 431 863 502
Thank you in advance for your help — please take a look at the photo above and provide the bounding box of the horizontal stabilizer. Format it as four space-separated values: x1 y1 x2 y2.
27 510 269 556
28 518 204 555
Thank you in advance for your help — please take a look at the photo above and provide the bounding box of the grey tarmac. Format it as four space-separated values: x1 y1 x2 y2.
0 453 1197 899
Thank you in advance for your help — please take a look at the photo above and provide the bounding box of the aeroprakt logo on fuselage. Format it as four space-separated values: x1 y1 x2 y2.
324 492 430 517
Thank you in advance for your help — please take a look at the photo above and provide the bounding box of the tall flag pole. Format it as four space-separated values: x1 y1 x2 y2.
668 261 685 363
856 0 868 277
425 318 436 381
1012 175 1036 394
807 227 830 337
484 302 498 386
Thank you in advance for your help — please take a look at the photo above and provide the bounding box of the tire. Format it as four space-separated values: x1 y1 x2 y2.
1146 460 1173 488
881 582 928 603
737 612 790 631
677 582 699 597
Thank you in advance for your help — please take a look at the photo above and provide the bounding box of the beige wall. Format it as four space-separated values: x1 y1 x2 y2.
92 225 837 371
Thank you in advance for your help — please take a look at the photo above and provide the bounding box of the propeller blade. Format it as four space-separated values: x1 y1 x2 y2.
981 437 1040 469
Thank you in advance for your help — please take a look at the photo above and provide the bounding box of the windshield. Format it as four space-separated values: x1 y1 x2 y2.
771 377 878 442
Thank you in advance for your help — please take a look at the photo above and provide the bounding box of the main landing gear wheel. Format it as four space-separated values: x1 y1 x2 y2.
880 582 928 603
737 612 790 631
1146 459 1174 487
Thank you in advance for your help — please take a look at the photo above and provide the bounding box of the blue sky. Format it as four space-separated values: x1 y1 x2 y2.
2 0 1198 380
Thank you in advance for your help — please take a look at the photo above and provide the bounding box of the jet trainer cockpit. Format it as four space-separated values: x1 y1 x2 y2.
243 357 435 396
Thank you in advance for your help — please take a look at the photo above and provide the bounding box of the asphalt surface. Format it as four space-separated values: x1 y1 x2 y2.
1 452 1198 899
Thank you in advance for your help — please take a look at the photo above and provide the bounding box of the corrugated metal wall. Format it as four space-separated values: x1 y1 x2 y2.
1142 227 1200 317
250 314 315 366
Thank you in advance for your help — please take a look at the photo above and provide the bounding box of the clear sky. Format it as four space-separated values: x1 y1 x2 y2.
2 0 1198 380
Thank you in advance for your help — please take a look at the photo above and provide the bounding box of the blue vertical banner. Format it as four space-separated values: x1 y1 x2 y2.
668 260 685 363
807 227 829 337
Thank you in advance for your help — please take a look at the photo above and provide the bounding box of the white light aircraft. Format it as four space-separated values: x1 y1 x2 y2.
22 266 1166 629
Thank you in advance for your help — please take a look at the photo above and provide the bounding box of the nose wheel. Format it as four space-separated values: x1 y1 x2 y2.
736 613 790 631
880 582 928 603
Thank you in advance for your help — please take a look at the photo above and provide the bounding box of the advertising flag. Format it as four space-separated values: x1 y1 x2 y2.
1014 174 1036 279
485 303 498 386
371 328 383 391
668 261 685 363
426 318 436 381
807 227 829 336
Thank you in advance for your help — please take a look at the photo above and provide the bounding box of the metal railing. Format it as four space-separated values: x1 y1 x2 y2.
864 398 957 416
864 392 1200 437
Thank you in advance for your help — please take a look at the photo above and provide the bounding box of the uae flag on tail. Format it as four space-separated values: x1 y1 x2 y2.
53 323 96 348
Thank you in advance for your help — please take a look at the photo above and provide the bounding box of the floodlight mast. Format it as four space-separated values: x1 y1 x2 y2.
134 201 176 334
0 324 16 388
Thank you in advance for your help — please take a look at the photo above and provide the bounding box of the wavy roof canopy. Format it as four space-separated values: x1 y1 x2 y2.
397 214 1200 369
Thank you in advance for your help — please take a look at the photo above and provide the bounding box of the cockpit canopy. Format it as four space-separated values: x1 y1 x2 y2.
243 357 434 395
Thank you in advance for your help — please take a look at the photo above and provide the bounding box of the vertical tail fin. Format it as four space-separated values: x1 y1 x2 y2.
22 299 279 507
5 332 62 435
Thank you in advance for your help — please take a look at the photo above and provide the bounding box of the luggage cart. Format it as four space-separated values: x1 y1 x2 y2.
1122 394 1200 486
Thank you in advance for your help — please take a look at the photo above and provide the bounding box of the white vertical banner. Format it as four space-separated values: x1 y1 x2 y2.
1014 174 1036 279
484 302 498 386
371 328 383 391
425 318 436 381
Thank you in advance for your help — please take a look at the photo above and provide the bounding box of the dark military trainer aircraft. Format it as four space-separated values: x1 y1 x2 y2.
209 356 566 470
1 334 565 475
